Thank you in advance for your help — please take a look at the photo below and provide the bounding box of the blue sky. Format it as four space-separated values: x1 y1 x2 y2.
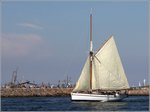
1 1 149 86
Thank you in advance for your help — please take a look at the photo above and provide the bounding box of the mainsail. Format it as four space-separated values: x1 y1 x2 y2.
73 36 129 92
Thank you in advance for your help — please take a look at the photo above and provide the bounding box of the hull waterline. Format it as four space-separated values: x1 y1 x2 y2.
71 92 128 102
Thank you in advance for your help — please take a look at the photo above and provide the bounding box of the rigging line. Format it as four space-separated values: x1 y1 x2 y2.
94 35 113 55
94 55 101 64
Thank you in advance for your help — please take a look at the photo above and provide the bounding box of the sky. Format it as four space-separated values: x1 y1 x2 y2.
1 1 149 87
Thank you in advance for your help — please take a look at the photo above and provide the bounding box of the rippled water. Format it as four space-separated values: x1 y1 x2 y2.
1 96 149 111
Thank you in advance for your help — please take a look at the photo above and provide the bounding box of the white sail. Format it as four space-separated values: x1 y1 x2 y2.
73 36 129 92
92 36 129 90
73 57 90 92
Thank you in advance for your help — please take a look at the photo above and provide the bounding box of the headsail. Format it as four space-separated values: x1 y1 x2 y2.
73 36 129 92
73 57 90 92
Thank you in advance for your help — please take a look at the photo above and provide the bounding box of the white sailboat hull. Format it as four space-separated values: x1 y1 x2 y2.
71 92 128 102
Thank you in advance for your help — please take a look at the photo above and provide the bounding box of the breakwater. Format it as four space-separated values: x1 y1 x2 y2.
1 88 73 97
1 87 149 97
127 88 149 96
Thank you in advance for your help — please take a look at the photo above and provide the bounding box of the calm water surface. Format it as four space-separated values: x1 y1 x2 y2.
1 96 149 111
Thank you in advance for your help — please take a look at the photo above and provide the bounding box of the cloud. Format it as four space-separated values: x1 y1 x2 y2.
17 23 43 30
2 33 44 57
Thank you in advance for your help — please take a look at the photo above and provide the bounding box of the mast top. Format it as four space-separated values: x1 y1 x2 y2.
90 8 93 52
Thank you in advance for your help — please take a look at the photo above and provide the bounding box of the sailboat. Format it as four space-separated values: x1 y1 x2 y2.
71 12 129 102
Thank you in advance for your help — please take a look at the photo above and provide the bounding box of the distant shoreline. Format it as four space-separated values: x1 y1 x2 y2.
1 86 149 97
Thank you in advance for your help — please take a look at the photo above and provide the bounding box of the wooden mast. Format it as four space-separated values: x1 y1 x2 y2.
89 9 93 90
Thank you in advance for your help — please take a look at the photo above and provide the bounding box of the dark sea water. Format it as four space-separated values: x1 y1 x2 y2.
1 96 149 111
